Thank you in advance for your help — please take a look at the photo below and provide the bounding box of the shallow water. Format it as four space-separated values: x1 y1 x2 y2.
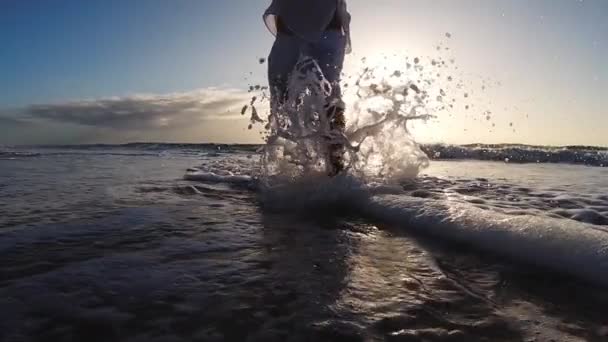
1 146 608 342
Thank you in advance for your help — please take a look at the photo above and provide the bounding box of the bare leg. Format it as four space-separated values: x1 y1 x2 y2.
306 32 347 176
268 34 303 119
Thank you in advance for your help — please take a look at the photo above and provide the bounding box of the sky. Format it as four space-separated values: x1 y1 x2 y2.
0 0 606 146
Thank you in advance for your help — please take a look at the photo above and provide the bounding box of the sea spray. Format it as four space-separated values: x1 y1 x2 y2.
241 34 504 185
246 55 460 185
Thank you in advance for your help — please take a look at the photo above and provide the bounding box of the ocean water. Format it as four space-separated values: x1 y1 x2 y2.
1 144 608 342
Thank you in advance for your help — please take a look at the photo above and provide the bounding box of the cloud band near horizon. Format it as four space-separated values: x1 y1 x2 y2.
0 88 265 145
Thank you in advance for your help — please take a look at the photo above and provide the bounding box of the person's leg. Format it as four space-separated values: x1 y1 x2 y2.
307 31 347 175
311 31 347 100
267 34 302 122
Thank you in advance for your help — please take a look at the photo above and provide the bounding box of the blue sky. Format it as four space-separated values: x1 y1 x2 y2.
0 0 606 145
0 0 269 106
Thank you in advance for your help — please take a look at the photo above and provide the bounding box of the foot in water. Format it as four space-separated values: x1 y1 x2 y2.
327 105 346 176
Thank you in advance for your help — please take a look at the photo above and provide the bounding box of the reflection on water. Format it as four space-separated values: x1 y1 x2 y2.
2 199 607 341
331 224 523 341
2 152 608 341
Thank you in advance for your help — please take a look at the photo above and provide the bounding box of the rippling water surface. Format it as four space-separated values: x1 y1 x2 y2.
1 146 607 342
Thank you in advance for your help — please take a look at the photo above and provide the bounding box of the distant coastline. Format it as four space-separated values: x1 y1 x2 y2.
2 142 606 167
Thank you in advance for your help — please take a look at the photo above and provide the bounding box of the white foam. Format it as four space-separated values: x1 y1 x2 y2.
182 155 608 287
361 194 608 286
253 171 608 286
183 170 252 185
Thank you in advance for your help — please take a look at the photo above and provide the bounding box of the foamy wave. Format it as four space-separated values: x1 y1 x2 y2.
183 153 259 186
252 173 608 286
422 144 608 167
361 194 608 286
221 169 608 286
0 151 41 159
184 170 253 185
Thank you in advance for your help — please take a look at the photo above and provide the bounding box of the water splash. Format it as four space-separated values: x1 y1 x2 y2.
244 41 496 185
261 57 337 181
343 64 435 181
249 56 444 185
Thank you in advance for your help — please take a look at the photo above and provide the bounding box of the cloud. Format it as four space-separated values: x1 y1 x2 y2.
0 88 269 145
20 88 253 130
